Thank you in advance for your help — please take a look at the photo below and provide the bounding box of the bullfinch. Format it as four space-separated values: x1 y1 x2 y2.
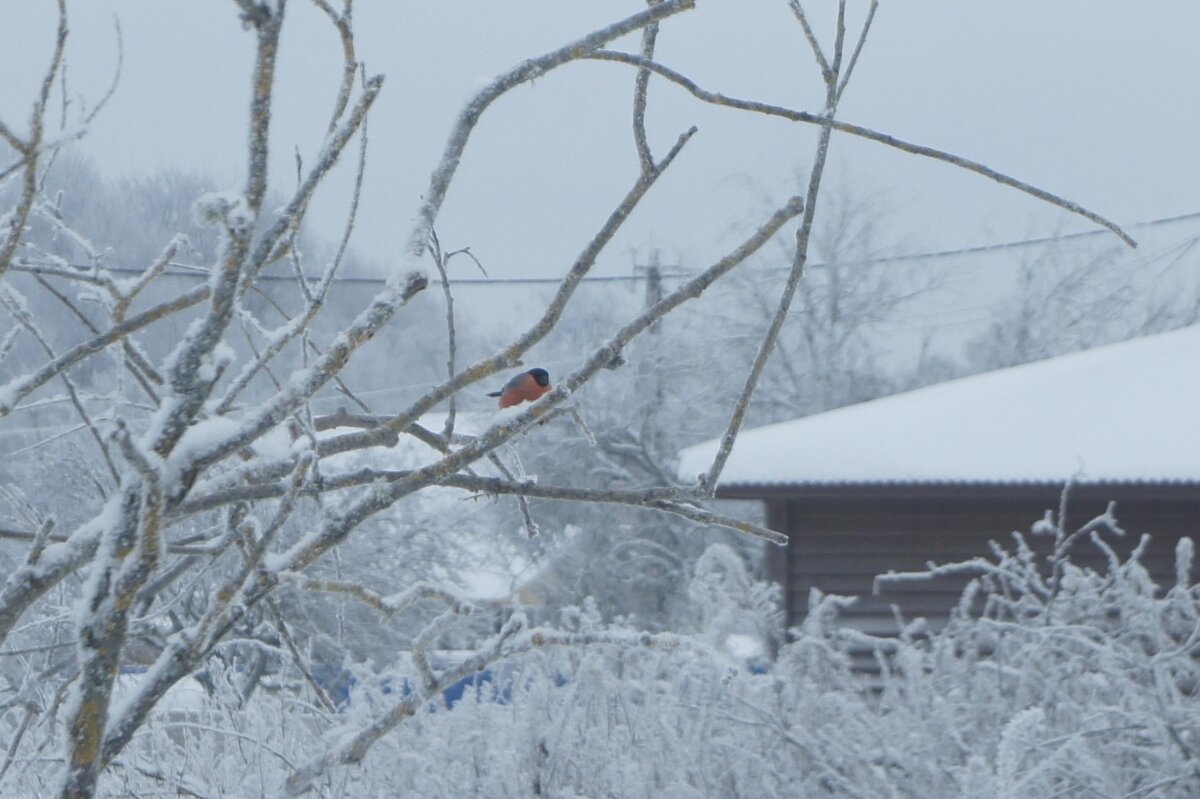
487 367 551 408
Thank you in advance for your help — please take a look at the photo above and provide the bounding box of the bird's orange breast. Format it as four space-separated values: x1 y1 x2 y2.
499 374 551 408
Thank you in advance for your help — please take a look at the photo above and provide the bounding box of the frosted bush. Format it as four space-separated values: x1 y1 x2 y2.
25 530 1187 798
355 531 1200 798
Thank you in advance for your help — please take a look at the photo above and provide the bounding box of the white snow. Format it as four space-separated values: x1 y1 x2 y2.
191 190 248 231
724 633 766 661
456 568 516 602
172 415 243 463
252 422 299 461
678 325 1200 486
114 673 208 717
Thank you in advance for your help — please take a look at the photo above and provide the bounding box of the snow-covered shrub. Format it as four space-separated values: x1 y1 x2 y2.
217 531 1200 797
355 529 1200 798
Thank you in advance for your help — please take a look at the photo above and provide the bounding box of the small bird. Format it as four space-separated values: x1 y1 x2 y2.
487 367 551 408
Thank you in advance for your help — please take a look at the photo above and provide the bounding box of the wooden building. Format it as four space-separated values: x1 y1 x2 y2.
678 326 1200 637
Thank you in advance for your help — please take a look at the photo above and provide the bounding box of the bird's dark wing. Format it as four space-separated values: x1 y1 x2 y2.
487 372 525 397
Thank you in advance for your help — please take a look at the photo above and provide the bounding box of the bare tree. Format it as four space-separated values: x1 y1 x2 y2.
964 234 1143 372
0 1 1136 796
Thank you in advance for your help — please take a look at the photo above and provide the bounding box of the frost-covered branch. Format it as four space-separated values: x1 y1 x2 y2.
701 2 848 490
835 0 878 104
61 424 165 799
167 270 427 479
146 6 287 464
310 0 357 134
33 267 164 403
428 230 461 439
0 283 210 416
405 0 695 258
0 283 120 484
276 573 470 620
443 476 785 545
632 0 662 174
0 0 66 281
586 50 1137 247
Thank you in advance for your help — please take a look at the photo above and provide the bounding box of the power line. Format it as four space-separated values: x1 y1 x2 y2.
21 209 1200 286
29 261 690 286
801 209 1200 269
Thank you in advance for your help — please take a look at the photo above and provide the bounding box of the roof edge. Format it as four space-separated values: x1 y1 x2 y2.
714 480 1200 503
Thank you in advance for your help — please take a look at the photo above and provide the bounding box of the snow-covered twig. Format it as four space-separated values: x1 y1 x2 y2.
0 0 66 281
0 283 120 484
310 0 358 135
586 50 1137 248
631 0 662 174
405 0 695 260
266 596 337 713
0 284 210 416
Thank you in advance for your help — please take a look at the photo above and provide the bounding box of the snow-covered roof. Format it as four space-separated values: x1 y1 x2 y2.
677 325 1200 487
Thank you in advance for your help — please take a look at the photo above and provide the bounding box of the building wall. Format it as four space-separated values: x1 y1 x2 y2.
758 486 1200 640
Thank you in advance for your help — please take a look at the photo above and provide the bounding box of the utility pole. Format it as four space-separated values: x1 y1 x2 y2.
642 252 663 333
633 250 678 453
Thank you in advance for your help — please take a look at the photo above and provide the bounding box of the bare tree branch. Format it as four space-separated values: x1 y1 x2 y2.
632 0 663 173
406 0 696 259
0 0 67 281
587 50 1137 248
787 0 831 83
147 5 289 464
266 597 337 713
428 230 460 440
0 283 120 487
310 0 357 134
61 422 164 799
835 0 878 104
0 284 210 416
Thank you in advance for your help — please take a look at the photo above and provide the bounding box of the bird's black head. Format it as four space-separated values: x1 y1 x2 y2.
528 367 550 386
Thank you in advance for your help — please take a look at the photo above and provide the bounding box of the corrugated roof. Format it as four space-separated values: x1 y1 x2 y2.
677 325 1200 487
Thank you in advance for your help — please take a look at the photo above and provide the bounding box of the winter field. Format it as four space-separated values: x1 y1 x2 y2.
2 2 1200 796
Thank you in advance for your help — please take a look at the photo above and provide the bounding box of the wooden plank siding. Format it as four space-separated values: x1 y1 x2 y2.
732 485 1200 649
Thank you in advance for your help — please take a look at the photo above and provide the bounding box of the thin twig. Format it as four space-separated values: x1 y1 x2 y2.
835 0 878 104
0 0 67 281
428 230 460 440
32 273 161 403
310 0 357 134
829 1 848 92
266 597 337 713
0 284 210 416
0 285 121 485
705 5 849 489
23 517 55 566
632 0 662 173
787 0 831 83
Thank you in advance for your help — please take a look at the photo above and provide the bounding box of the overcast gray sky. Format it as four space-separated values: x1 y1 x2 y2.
4 1 1198 279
